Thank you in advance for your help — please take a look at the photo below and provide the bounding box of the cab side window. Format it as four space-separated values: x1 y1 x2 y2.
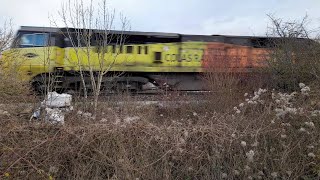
20 34 34 46
20 33 48 47
34 34 47 46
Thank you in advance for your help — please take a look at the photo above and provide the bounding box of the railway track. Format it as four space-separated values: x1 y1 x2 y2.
75 90 211 102
0 92 209 116
0 91 211 114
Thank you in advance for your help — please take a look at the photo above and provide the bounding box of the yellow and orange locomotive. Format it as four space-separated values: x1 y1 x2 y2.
1 26 275 92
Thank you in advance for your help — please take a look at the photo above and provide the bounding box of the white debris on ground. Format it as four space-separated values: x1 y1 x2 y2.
99 115 140 125
43 92 72 108
32 92 73 124
77 110 95 120
123 116 140 123
0 109 10 116
45 108 65 123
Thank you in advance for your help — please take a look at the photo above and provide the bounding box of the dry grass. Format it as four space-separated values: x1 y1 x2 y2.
1 80 320 179
201 71 263 113
0 71 37 104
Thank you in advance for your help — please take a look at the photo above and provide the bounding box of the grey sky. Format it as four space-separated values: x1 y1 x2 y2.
0 0 319 36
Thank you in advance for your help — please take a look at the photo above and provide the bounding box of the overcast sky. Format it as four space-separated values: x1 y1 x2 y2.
0 0 319 36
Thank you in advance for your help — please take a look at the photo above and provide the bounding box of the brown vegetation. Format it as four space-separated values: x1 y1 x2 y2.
1 81 320 179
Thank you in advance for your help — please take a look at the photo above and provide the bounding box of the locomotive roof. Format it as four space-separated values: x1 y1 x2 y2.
19 26 277 40
19 26 180 38
19 26 313 48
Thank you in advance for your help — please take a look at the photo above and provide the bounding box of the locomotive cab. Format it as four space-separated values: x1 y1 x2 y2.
2 26 64 81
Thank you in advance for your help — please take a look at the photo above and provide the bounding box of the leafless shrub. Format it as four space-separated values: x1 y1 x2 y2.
1 82 320 179
0 20 14 52
57 0 130 116
0 21 35 103
0 74 35 103
266 14 320 90
202 71 243 112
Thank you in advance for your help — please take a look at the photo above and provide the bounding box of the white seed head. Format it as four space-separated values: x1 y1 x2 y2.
233 170 240 176
299 83 306 88
258 171 264 176
280 134 287 139
286 171 292 176
307 145 314 149
301 87 310 96
183 130 189 137
244 165 251 171
221 173 228 179
246 150 255 162
311 113 318 117
179 138 186 144
251 141 259 147
305 122 315 128
308 152 316 158
252 95 259 101
299 127 306 132
271 172 278 178
241 141 247 147
49 166 58 174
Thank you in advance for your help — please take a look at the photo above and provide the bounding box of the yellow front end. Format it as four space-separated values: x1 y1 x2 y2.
1 46 64 81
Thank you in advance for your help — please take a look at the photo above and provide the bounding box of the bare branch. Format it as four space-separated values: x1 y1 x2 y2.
0 20 14 52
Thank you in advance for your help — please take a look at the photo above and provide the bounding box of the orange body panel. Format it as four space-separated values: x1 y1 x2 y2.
203 42 270 72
